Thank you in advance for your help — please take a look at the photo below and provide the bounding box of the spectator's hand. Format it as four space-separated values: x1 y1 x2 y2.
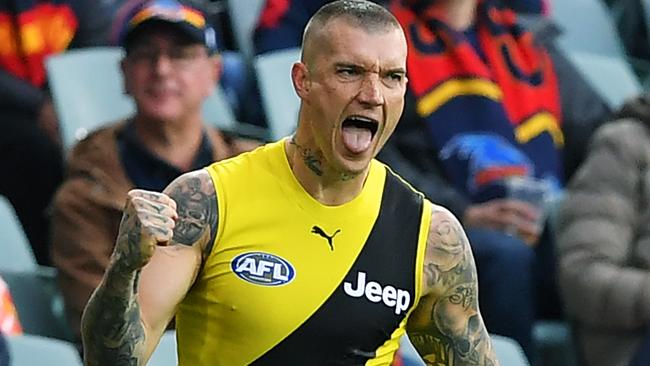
113 190 178 272
463 199 541 246
37 97 61 145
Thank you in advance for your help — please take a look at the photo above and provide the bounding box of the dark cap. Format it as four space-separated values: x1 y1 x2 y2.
112 0 218 53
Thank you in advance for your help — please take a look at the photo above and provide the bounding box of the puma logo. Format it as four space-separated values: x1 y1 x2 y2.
311 226 340 251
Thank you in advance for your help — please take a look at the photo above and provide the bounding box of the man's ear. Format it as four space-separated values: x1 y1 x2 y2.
209 54 223 84
291 62 311 100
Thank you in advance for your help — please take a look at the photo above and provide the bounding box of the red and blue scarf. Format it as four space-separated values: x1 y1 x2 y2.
0 0 77 87
392 0 563 200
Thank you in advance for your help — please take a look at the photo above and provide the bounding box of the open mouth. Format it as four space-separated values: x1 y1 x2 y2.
340 115 379 154
342 116 379 137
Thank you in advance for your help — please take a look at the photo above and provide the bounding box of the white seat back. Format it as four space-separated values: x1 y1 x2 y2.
148 330 177 366
227 0 266 60
254 48 301 140
492 334 531 366
7 334 82 366
46 47 133 149
550 0 627 57
0 196 36 272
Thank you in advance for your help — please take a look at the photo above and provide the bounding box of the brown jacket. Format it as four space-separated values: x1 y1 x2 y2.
557 113 650 366
51 121 256 339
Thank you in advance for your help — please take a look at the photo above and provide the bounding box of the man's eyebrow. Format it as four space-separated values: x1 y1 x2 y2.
334 62 365 70
384 67 406 75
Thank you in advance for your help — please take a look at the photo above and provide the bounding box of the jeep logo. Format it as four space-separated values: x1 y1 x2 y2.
231 252 296 286
343 271 411 315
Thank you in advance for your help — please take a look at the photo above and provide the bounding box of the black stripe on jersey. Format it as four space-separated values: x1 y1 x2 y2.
250 168 424 366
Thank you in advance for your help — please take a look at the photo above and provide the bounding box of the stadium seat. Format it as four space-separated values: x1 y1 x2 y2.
226 0 266 61
563 50 641 110
548 0 642 110
399 335 425 365
533 320 579 366
253 48 301 140
0 196 36 273
6 334 82 366
492 334 531 366
148 330 177 366
1 269 74 342
45 47 237 150
549 0 627 57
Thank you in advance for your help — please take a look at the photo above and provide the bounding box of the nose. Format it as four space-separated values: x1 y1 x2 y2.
152 53 174 75
356 74 384 107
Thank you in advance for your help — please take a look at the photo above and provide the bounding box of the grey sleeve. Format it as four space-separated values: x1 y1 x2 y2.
557 121 650 329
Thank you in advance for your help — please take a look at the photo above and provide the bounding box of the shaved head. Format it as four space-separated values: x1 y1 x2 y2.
302 0 402 65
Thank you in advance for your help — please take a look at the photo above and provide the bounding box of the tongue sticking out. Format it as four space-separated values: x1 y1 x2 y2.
342 125 373 154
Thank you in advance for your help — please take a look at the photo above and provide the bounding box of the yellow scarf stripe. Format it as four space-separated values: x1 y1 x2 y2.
515 112 564 146
416 78 503 117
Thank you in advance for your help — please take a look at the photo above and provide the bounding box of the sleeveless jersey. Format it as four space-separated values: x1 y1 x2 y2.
176 140 432 365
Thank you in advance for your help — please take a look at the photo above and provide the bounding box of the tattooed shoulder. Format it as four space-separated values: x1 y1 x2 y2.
407 205 499 365
164 170 218 256
423 206 470 293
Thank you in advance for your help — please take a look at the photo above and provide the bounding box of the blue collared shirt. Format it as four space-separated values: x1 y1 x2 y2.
118 121 214 191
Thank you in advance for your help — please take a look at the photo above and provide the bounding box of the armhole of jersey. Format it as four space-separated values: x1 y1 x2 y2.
203 167 225 259
381 164 432 315
411 199 432 312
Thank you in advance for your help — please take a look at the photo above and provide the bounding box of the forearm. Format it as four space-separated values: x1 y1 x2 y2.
81 261 147 366
409 325 497 366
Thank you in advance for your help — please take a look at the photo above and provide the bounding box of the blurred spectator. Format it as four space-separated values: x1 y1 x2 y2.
0 276 21 336
67 0 127 48
557 94 650 366
253 0 389 55
376 0 611 359
0 0 77 265
51 0 259 341
503 0 548 15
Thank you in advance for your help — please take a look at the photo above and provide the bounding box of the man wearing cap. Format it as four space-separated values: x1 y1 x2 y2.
50 0 258 342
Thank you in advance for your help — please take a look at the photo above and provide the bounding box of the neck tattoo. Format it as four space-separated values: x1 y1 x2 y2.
290 136 323 176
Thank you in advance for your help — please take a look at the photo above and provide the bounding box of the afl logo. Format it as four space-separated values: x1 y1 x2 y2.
231 252 296 286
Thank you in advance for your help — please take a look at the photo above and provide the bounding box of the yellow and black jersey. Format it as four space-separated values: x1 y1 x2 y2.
175 140 432 365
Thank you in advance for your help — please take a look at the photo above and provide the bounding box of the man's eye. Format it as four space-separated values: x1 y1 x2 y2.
338 68 359 76
387 73 403 82
382 72 405 87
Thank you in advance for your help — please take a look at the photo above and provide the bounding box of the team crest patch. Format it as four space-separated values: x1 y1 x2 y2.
231 252 296 286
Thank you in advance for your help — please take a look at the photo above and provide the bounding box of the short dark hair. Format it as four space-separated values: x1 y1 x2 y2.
302 0 401 47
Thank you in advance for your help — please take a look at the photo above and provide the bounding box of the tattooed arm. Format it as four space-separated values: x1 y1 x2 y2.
81 170 218 366
407 205 499 366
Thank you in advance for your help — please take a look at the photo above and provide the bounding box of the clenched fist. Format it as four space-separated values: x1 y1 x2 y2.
113 189 179 271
